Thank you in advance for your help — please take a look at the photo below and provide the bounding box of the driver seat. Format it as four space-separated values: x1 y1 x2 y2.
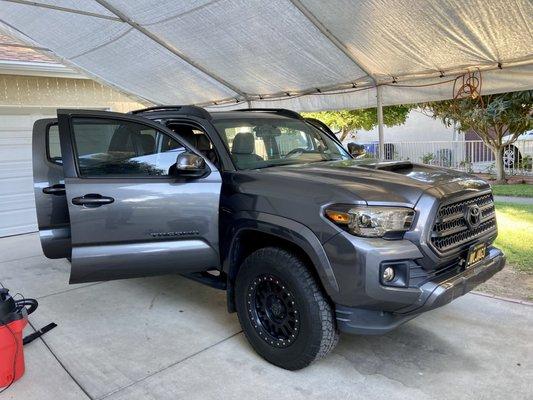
231 132 263 167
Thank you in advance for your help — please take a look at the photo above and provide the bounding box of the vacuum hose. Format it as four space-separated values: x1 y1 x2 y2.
14 299 38 316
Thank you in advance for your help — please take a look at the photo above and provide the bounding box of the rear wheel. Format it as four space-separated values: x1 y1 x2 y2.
235 247 338 370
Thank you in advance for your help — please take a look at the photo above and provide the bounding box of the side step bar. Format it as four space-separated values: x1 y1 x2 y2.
181 270 227 290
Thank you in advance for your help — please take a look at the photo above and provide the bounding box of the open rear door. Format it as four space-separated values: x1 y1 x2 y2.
32 118 71 259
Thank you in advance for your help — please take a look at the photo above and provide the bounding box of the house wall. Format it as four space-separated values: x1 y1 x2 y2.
344 109 460 145
0 74 144 111
0 74 146 236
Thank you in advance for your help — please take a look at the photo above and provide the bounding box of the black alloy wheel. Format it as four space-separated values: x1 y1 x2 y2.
247 274 300 348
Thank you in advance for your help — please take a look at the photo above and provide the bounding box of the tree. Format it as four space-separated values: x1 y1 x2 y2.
302 105 412 142
422 90 532 182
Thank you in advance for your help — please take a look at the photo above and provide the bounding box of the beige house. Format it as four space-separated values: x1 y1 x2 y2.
0 34 145 236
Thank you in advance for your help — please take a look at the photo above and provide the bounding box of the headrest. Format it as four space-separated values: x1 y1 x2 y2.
254 125 281 138
232 132 255 154
196 134 211 151
175 127 196 145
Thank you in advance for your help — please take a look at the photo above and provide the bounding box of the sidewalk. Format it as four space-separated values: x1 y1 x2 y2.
494 195 533 204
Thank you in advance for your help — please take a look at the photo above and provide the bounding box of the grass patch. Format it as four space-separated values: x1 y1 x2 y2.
491 184 533 198
494 201 533 273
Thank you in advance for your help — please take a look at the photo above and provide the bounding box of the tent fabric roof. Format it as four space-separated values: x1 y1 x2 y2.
0 0 532 111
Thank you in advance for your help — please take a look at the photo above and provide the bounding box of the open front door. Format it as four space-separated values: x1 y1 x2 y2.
32 118 71 259
57 109 221 283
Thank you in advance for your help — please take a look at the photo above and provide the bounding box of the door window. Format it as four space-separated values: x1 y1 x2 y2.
167 122 220 167
71 118 184 177
46 124 62 165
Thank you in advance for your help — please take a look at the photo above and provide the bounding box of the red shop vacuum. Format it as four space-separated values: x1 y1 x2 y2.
0 287 55 392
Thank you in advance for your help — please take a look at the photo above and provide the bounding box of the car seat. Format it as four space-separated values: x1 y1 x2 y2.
231 132 263 168
138 134 155 155
196 134 218 165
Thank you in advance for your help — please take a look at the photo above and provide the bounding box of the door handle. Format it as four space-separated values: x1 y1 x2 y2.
42 184 66 196
72 194 114 208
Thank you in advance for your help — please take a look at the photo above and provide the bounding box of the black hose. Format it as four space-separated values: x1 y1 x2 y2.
15 298 38 315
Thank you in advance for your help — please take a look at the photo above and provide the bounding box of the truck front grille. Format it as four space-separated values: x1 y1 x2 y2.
430 193 497 253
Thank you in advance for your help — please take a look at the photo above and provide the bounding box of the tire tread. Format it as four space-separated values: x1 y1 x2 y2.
236 246 339 370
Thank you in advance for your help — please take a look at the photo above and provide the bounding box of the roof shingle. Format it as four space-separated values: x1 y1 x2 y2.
0 34 56 63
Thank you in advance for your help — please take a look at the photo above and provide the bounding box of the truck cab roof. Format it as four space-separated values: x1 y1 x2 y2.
130 105 303 122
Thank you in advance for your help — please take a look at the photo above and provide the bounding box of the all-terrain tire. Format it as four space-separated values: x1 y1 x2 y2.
235 247 339 370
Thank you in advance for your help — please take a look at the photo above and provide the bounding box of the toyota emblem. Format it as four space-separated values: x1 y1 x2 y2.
465 204 481 228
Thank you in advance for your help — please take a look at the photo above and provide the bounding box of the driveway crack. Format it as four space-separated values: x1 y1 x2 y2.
97 330 243 400
28 321 94 400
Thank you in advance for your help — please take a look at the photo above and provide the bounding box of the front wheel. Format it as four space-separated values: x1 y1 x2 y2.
235 247 338 370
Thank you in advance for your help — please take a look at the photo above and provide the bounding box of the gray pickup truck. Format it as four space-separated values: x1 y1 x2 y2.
33 106 504 370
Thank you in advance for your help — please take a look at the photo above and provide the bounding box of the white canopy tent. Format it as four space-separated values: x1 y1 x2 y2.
1 0 532 156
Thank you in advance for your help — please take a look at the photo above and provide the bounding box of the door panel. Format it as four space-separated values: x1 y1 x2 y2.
32 118 71 258
65 176 221 282
57 109 221 283
71 230 216 282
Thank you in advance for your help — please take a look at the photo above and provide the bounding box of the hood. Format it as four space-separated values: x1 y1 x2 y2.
249 160 490 206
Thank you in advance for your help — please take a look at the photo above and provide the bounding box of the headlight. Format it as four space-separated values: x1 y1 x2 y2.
325 205 415 238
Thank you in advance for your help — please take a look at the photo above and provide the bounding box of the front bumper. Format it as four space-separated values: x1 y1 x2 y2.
335 246 505 334
395 247 505 314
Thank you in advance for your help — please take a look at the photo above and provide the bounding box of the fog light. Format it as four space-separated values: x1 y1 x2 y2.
382 267 395 282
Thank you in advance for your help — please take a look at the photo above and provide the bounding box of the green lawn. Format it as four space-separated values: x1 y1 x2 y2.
494 202 533 273
491 184 533 198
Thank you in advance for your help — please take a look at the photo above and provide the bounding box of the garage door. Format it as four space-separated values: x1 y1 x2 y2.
0 108 56 237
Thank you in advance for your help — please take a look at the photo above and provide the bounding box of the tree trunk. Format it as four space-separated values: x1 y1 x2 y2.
493 145 506 183
338 127 350 142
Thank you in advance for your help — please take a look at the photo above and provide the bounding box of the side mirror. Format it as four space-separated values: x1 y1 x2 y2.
175 151 209 178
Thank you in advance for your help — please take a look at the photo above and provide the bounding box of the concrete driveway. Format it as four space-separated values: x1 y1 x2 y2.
1 233 531 400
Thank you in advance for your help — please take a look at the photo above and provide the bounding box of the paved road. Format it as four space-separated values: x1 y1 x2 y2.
1 233 532 400
494 195 533 205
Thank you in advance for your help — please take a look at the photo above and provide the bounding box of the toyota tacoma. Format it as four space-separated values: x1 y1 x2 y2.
33 106 505 370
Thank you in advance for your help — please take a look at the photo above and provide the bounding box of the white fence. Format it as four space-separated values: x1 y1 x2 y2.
360 140 533 176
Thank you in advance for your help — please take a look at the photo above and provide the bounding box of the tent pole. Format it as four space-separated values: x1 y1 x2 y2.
377 86 384 161
3 0 120 21
94 0 249 101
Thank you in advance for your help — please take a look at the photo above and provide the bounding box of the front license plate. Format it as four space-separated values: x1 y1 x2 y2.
466 243 487 267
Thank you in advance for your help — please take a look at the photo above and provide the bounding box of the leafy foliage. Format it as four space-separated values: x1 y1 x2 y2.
302 105 412 141
422 90 533 181
423 91 532 145
421 152 435 165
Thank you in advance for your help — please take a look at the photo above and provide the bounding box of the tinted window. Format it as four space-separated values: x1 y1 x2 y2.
71 118 183 177
214 117 349 169
47 124 62 165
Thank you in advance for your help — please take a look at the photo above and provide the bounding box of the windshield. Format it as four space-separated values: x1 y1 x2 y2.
214 117 350 170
